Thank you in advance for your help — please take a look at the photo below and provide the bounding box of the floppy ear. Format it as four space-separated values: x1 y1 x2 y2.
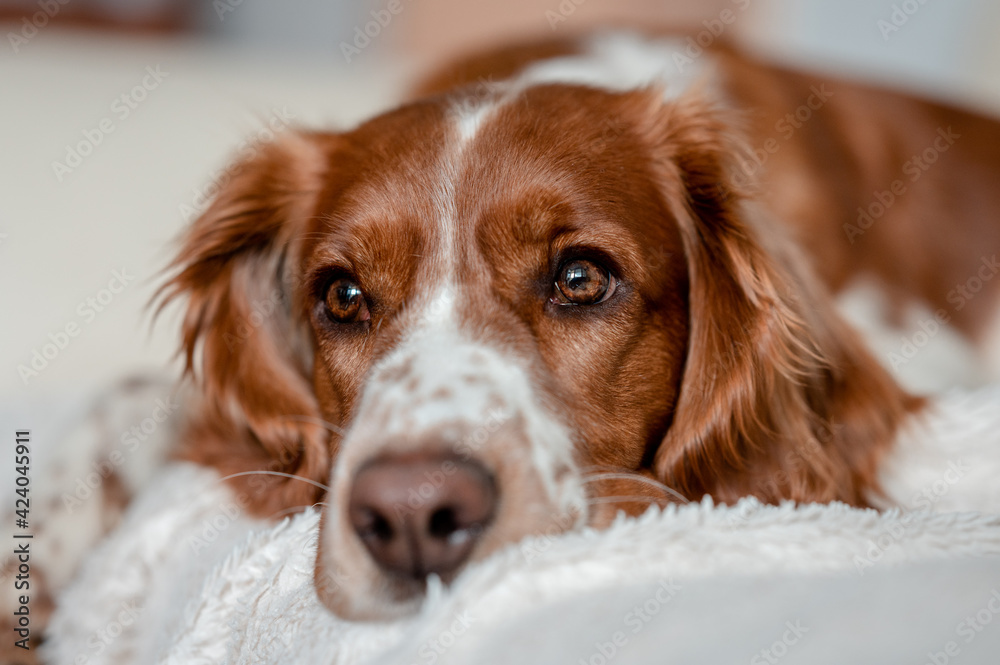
641 92 921 506
157 131 335 515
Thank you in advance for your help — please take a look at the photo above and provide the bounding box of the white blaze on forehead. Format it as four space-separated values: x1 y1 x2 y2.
456 101 495 143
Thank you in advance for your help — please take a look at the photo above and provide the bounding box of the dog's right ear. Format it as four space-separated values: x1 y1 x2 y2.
157 131 336 515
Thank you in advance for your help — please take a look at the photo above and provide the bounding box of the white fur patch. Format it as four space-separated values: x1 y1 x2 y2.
516 31 712 100
835 281 993 392
455 102 494 144
875 384 1000 513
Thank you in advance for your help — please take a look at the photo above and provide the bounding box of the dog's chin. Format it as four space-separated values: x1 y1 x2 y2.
314 533 481 622
315 564 427 622
312 502 478 622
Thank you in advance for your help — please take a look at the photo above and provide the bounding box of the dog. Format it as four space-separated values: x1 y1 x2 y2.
151 30 1000 621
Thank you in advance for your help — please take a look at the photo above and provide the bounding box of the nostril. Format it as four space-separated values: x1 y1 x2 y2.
347 454 497 581
428 506 459 540
355 508 394 543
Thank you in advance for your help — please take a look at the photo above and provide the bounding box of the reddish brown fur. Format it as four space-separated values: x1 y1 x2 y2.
712 45 1000 337
157 33 1000 528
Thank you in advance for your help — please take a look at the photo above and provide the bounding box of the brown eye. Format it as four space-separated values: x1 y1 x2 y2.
324 278 369 322
554 259 615 305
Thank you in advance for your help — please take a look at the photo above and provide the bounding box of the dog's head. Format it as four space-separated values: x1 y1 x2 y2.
161 81 913 619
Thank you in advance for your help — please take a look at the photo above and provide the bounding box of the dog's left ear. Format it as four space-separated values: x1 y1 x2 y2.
634 90 922 506
157 131 336 514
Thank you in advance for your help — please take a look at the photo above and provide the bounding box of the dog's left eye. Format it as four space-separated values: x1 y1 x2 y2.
324 278 370 323
553 258 616 305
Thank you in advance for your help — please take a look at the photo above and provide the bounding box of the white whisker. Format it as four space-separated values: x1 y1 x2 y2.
586 495 669 507
265 503 325 521
218 470 332 494
581 472 690 504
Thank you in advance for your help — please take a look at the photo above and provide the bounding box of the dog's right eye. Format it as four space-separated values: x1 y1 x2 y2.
324 278 370 323
553 258 616 306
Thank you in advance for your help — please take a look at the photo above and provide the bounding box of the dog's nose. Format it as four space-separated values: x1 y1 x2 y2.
348 453 496 580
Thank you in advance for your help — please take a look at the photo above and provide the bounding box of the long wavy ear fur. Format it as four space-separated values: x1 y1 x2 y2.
638 90 922 505
156 131 334 515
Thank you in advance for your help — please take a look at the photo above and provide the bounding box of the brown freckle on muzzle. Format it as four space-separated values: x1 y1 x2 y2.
467 351 489 365
430 387 453 400
378 356 415 383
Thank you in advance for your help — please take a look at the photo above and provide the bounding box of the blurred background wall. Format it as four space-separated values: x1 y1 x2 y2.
3 0 999 105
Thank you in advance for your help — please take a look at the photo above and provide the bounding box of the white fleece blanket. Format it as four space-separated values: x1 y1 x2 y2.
43 387 1000 665
46 478 1000 664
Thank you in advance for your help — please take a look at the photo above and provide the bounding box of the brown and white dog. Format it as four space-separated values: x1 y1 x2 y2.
156 31 1000 621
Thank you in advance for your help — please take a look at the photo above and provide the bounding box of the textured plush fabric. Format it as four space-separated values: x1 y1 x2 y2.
45 460 1000 664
